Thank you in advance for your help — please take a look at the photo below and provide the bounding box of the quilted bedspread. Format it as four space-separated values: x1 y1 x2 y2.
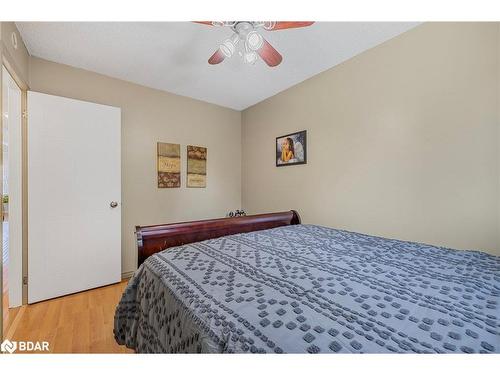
114 224 499 353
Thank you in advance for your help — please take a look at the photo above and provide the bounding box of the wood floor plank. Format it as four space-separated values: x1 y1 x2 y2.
6 280 133 353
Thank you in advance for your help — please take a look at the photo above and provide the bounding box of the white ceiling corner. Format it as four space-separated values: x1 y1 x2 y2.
16 22 420 110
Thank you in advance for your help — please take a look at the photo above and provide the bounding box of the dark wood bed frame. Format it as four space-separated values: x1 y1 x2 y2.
136 210 301 266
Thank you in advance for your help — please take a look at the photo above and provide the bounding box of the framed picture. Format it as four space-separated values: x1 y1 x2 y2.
276 130 307 167
187 145 207 188
157 142 181 188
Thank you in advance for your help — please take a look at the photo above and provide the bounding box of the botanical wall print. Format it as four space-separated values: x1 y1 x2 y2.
276 130 307 167
157 142 181 188
187 145 207 188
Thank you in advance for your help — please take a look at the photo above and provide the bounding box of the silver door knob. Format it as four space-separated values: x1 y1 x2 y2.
110 201 118 208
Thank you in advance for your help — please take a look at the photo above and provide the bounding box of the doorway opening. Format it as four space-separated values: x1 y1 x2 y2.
2 65 23 337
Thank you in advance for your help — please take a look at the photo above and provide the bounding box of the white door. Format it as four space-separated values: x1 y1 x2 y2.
28 91 121 303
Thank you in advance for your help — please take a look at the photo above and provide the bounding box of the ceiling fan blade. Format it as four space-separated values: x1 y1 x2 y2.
268 21 315 30
257 38 282 67
208 49 225 65
193 21 216 26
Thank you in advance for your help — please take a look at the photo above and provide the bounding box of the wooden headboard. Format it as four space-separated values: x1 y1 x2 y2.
136 210 301 266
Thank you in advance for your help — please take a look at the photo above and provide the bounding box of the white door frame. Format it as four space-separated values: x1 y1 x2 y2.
2 65 23 308
1 53 29 342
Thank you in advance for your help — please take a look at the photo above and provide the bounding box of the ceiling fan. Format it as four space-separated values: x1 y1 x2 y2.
194 21 314 67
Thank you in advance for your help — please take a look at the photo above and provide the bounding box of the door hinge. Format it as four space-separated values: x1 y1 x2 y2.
23 276 28 285
22 110 27 119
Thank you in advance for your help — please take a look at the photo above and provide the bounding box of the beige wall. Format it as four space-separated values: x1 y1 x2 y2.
242 22 500 255
497 23 500 255
29 57 242 275
1 22 29 85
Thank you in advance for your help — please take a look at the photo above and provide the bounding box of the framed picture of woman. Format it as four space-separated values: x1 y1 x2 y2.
276 130 307 167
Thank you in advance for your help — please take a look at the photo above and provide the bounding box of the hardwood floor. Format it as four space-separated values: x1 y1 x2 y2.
2 221 19 337
4 280 133 353
2 266 22 336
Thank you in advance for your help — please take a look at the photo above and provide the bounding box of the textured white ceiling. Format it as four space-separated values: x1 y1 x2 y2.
17 22 419 110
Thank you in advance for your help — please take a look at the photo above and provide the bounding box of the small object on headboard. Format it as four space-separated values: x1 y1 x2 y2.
228 210 246 217
136 210 301 266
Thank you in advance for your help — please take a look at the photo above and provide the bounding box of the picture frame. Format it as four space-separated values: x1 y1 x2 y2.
187 145 207 188
276 130 307 167
157 142 181 188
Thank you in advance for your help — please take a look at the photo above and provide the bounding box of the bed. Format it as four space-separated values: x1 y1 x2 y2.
114 211 499 353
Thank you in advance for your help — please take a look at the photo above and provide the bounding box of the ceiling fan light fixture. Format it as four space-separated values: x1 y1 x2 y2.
246 31 263 51
263 21 277 30
243 51 258 65
219 34 240 58
196 20 314 67
219 42 234 58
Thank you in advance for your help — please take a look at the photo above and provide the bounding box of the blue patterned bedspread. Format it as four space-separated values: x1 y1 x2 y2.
114 224 499 353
